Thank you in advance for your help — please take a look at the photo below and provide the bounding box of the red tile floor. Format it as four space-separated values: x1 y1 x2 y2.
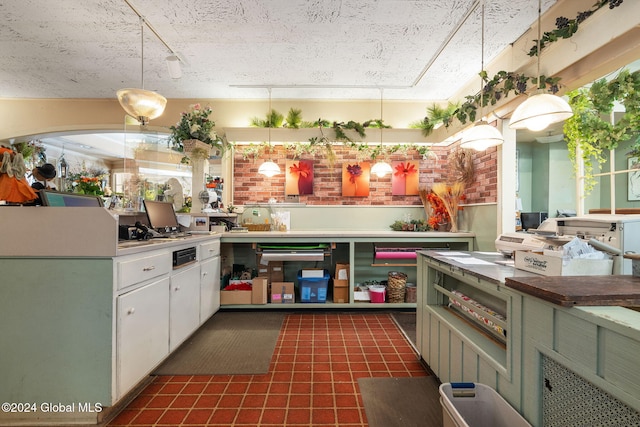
108 312 428 426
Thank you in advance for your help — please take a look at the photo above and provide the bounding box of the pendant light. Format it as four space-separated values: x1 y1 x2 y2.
258 88 281 177
460 1 504 151
370 89 393 177
509 0 573 131
117 17 167 126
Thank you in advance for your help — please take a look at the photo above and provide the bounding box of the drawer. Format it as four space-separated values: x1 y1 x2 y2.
117 252 172 290
199 240 220 260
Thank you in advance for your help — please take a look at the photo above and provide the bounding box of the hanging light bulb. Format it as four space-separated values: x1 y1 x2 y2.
460 120 504 151
258 160 281 177
370 88 393 177
460 1 503 151
117 17 167 125
371 161 393 178
509 0 572 131
258 88 282 178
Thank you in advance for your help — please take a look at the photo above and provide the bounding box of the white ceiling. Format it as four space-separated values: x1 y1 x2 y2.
2 0 557 101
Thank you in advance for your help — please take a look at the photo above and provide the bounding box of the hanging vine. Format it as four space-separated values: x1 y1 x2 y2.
564 68 640 194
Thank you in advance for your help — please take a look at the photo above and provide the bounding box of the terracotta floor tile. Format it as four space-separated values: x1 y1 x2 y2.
156 409 188 425
108 312 425 427
183 408 213 424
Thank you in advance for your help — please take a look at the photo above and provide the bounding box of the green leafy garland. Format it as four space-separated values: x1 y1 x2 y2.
564 69 640 194
529 0 625 57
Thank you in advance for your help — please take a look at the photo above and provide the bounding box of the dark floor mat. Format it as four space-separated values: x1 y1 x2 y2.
392 311 416 345
359 376 443 427
153 311 285 375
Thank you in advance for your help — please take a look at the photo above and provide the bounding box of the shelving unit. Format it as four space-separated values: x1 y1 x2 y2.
221 230 474 308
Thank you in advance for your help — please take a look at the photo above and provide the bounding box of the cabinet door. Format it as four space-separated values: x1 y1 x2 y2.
200 256 221 323
116 277 170 399
170 264 201 351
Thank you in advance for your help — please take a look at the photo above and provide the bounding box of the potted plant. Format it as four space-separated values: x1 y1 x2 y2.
169 103 223 159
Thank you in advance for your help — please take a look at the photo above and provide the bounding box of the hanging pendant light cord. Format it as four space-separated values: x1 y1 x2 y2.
479 1 485 115
536 0 542 88
268 88 272 147
139 17 145 90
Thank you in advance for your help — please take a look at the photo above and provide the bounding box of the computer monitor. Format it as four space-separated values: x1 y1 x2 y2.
520 212 548 231
40 190 104 207
143 200 180 232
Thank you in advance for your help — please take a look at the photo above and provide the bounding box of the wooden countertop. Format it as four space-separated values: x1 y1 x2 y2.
505 275 640 307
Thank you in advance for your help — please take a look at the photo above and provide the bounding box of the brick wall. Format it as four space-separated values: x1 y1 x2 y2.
232 143 497 206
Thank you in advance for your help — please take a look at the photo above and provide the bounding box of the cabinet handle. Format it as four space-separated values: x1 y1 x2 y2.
142 266 156 272
174 286 180 291
127 308 135 315
202 272 208 277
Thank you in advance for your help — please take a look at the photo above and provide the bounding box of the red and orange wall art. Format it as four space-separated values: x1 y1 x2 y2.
342 162 371 197
286 160 314 195
392 161 419 196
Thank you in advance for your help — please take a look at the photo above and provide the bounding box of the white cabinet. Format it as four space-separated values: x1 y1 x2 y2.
116 277 170 398
200 257 220 322
199 239 221 323
169 264 201 351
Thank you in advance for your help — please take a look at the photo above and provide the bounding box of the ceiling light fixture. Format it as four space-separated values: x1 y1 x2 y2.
258 88 281 178
460 1 504 151
166 54 182 79
371 89 393 178
117 17 167 125
509 0 573 131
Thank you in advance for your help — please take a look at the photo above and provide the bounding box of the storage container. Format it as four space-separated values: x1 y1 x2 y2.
439 383 531 427
369 285 386 303
298 269 329 303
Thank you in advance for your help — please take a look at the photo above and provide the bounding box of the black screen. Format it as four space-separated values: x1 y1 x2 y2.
40 190 104 207
143 200 180 230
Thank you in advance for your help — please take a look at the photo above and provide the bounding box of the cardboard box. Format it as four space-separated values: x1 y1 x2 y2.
333 279 349 287
354 290 370 302
354 285 371 302
335 263 349 280
270 282 295 304
251 277 268 304
514 250 613 276
333 286 349 303
269 261 284 282
221 280 254 305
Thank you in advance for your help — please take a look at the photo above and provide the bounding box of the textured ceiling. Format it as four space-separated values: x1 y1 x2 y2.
1 0 557 101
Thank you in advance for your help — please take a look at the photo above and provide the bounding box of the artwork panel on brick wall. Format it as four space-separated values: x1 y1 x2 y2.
286 159 314 195
392 160 419 196
342 162 370 197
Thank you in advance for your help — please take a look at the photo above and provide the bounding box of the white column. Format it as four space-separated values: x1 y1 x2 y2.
499 119 518 235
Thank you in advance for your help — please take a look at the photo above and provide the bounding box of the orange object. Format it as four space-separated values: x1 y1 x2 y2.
0 147 38 204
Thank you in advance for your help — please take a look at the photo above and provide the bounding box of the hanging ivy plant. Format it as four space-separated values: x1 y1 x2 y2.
528 0 625 57
564 69 640 194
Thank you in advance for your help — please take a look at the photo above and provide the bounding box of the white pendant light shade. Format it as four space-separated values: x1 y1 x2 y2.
371 161 393 178
117 88 167 125
166 55 182 79
509 91 573 131
258 160 281 177
460 121 504 151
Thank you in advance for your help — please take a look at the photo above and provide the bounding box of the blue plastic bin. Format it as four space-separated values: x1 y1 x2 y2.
298 270 329 303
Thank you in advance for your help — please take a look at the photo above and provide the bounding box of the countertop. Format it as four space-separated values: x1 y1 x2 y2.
418 250 540 285
116 233 221 256
221 230 475 242
505 275 640 307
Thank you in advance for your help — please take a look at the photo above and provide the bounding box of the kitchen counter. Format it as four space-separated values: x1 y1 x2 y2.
116 233 221 256
416 251 640 425
222 229 475 242
505 274 640 307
